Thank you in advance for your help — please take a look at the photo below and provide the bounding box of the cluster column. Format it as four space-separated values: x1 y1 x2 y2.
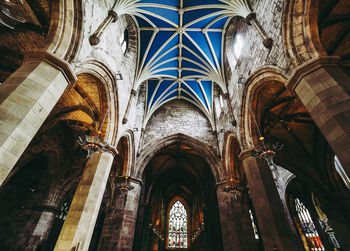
0 52 77 186
216 183 241 251
25 190 64 250
98 178 141 251
239 150 302 250
54 152 114 251
286 56 350 178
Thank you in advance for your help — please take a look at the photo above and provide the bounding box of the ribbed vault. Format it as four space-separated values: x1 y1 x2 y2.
110 0 253 126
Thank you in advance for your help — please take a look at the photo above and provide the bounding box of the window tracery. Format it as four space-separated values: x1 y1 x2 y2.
168 201 188 249
295 198 325 251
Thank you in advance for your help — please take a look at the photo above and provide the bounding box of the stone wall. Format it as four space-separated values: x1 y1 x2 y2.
73 1 140 147
142 99 218 153
217 0 291 149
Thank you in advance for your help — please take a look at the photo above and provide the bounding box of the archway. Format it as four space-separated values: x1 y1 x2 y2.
134 142 223 251
242 66 350 249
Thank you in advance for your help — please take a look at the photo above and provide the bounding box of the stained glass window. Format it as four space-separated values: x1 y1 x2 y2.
248 209 259 240
57 200 70 220
295 198 325 251
168 201 188 249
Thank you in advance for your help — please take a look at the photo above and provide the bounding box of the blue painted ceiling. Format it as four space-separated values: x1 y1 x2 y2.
116 0 252 124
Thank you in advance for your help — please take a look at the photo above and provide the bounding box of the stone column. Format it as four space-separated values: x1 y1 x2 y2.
0 52 77 186
321 198 350 250
25 190 64 251
25 206 59 251
216 184 241 251
98 179 141 251
286 56 350 178
54 152 114 251
239 150 302 251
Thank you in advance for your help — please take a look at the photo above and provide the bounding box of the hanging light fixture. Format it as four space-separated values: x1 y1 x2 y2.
78 100 117 158
115 176 134 196
248 103 283 167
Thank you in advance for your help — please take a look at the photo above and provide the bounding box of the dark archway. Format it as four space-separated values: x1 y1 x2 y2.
134 143 223 251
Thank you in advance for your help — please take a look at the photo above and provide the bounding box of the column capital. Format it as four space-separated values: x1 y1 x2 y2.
238 148 254 162
286 56 341 93
245 12 256 25
24 51 78 84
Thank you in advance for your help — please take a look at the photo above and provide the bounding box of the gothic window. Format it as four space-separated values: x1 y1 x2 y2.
57 200 70 221
248 209 260 240
120 28 129 54
233 33 244 59
168 201 188 249
295 198 325 251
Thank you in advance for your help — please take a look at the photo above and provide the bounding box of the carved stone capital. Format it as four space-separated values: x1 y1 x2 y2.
238 148 254 162
245 12 256 25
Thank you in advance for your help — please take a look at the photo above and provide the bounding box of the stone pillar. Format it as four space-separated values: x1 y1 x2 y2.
54 152 114 251
239 150 302 251
286 56 350 178
25 207 58 251
322 199 350 250
216 184 241 251
98 179 141 251
0 52 77 186
25 190 64 250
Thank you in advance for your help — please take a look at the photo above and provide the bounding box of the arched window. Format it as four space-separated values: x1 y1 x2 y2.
168 201 188 249
120 28 129 54
295 198 325 251
233 33 244 59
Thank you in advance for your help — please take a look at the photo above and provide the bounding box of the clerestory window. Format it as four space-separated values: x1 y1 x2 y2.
168 200 188 249
233 33 244 60
120 28 129 54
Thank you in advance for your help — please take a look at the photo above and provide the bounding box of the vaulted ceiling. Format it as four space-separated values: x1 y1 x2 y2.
112 0 253 124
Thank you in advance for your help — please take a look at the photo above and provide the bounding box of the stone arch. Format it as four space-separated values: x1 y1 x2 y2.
222 132 242 181
241 65 341 195
135 134 222 182
116 130 135 177
74 60 119 145
223 16 250 81
45 0 83 61
282 0 326 67
240 66 288 149
123 15 138 58
41 72 112 143
0 0 82 82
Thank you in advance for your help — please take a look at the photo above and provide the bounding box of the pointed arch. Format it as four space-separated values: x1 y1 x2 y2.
222 132 242 180
282 0 326 67
74 60 119 145
116 130 135 176
135 133 222 182
240 66 288 149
